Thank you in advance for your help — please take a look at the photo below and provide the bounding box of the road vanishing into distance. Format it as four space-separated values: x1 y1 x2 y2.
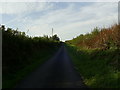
16 44 87 88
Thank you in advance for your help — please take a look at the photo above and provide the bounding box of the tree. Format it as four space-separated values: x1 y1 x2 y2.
92 27 100 35
0 25 5 31
52 34 60 41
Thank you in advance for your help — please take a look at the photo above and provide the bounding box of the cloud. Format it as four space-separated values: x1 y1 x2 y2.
0 0 119 2
1 2 118 41
0 2 53 14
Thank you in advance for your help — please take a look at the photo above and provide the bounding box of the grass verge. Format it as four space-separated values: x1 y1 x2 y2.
66 44 120 88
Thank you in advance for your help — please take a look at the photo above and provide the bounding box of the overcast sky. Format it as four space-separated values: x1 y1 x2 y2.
0 2 118 41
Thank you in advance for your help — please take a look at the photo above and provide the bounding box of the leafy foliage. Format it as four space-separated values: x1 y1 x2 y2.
1 25 61 88
66 24 120 50
51 34 60 41
65 24 120 88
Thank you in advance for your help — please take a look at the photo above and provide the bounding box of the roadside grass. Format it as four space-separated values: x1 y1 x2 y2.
3 47 59 88
66 44 120 88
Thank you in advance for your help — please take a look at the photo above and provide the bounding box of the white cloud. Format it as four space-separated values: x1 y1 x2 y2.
1 2 118 41
0 0 119 2
0 2 53 14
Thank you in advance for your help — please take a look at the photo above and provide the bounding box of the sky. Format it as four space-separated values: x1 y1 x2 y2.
0 2 118 41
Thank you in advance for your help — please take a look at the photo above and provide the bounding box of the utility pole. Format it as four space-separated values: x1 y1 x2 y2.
26 29 29 34
52 28 53 37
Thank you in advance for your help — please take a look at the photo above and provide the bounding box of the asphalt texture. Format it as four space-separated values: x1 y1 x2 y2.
16 45 87 88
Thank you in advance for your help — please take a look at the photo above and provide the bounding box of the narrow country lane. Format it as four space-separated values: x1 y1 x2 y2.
16 44 87 88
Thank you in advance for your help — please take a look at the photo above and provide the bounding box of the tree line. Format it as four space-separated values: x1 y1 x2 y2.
1 25 61 79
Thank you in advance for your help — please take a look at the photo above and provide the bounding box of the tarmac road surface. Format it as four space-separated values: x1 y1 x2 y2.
16 44 87 88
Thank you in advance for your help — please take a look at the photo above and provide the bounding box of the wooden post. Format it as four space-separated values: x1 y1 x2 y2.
52 28 53 37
